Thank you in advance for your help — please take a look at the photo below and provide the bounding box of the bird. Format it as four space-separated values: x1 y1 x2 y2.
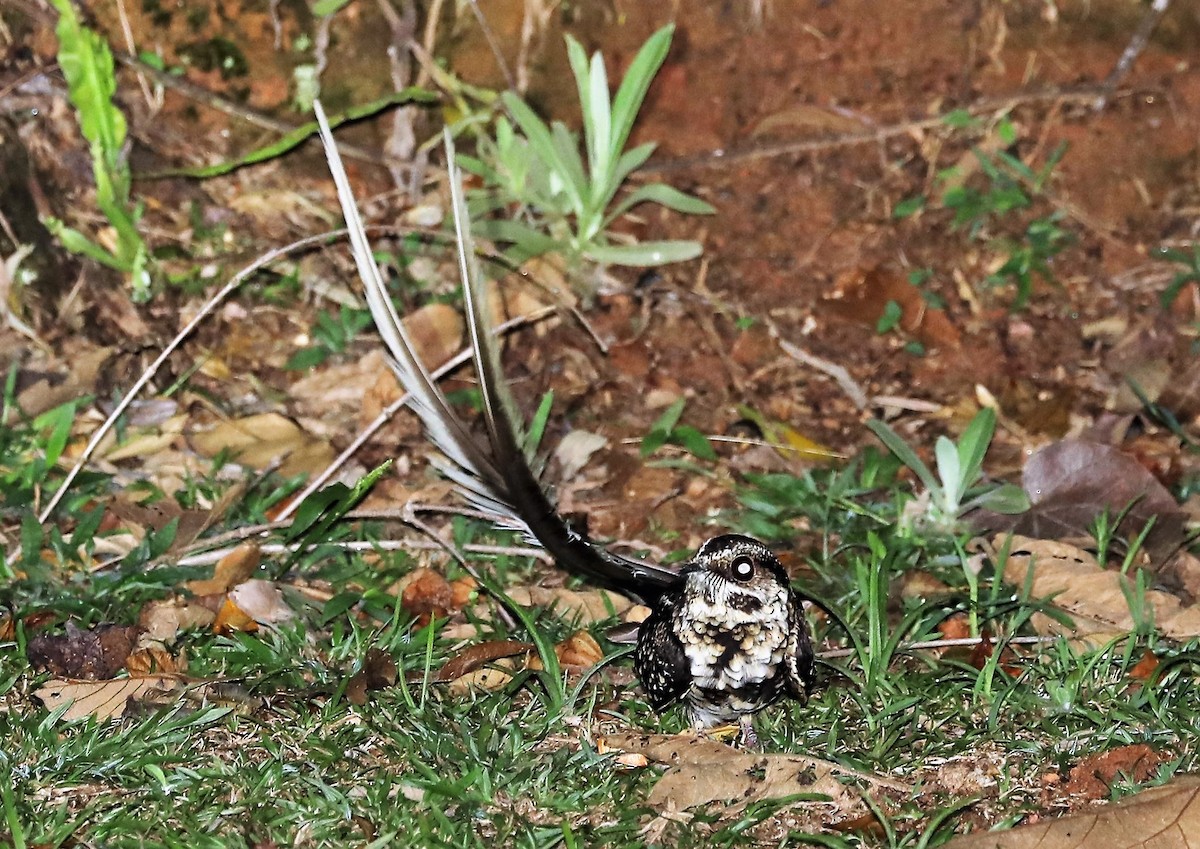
313 105 814 738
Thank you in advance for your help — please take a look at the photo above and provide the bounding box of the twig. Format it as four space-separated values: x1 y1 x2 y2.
816 635 1058 660
640 83 1114 174
776 337 870 411
465 0 516 92
1093 0 1172 111
24 230 347 536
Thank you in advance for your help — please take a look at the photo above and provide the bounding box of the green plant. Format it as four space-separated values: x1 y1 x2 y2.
459 24 715 279
866 407 1028 535
1158 243 1200 309
45 0 151 301
895 116 1072 310
285 305 374 369
640 397 716 461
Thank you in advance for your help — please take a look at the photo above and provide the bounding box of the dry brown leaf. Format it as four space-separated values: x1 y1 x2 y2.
185 543 261 596
227 580 294 626
404 302 464 369
553 430 608 481
503 586 635 625
125 645 185 676
430 640 532 683
189 412 334 478
396 568 453 625
823 265 962 350
446 662 518 696
213 596 258 633
599 732 849 813
27 623 140 680
1000 535 1200 641
555 630 604 668
345 647 398 706
138 597 217 643
977 441 1188 564
942 775 1200 848
34 675 190 721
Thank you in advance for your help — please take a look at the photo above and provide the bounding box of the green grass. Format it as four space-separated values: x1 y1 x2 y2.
6 434 1200 846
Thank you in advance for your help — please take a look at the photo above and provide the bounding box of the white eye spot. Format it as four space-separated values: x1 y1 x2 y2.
731 556 754 582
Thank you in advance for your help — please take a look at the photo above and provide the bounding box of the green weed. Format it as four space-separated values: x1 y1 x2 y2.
45 0 151 301
458 25 715 283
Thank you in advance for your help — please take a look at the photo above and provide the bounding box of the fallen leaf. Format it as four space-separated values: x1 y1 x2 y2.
404 302 465 369
213 596 258 633
977 440 1188 564
396 568 453 625
34 675 190 721
430 640 532 683
27 623 140 679
125 645 185 676
599 732 849 812
1000 535 1200 641
138 597 218 643
189 412 334 478
554 430 608 481
227 580 294 626
345 647 397 706
185 543 261 596
942 775 1200 848
823 265 961 350
503 586 635 625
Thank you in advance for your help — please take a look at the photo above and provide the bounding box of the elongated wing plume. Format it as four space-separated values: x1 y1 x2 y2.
314 102 680 599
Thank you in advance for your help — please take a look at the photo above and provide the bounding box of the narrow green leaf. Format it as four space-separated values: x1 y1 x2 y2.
955 407 996 490
33 401 76 469
865 418 940 494
604 183 714 228
42 218 127 270
934 436 962 508
671 425 717 461
609 24 673 171
583 240 702 266
523 390 555 459
972 483 1031 514
502 93 585 217
642 398 686 457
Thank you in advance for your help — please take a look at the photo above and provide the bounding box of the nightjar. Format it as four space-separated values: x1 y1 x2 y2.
321 122 814 736
634 534 814 732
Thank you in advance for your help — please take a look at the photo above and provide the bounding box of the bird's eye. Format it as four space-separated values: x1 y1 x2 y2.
730 556 755 581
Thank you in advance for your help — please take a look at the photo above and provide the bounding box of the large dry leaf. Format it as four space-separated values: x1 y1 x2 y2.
27 623 140 679
1001 536 1200 641
942 775 1200 848
189 412 333 478
600 732 863 813
978 441 1187 564
34 675 190 721
503 586 635 624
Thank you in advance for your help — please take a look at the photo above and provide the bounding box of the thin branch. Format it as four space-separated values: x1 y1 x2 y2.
1093 0 1172 111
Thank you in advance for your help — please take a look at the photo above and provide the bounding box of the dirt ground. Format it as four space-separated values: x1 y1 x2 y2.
3 0 1200 549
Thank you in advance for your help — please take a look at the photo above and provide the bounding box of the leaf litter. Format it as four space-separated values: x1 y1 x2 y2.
7 0 1200 845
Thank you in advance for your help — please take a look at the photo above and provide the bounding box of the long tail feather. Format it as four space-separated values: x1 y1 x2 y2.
314 102 679 599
